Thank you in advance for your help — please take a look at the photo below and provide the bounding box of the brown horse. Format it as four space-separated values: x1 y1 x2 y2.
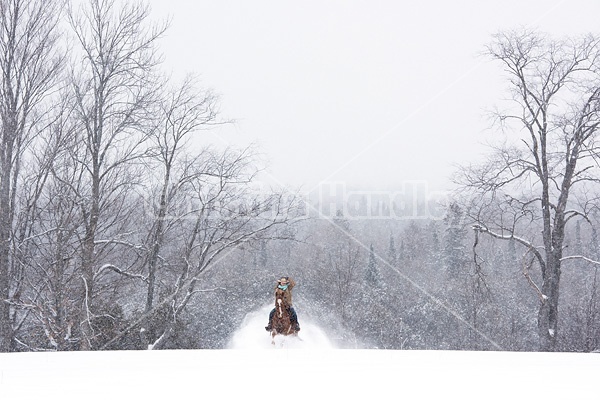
268 288 298 345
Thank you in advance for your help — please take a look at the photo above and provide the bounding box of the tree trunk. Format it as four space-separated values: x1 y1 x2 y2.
79 170 100 350
538 256 561 351
0 117 16 352
0 172 13 352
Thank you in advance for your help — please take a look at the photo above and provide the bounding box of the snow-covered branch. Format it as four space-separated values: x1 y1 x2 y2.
94 264 148 282
471 224 545 268
560 255 600 266
563 209 592 225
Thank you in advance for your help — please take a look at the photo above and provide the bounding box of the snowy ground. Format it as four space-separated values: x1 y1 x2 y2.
1 308 599 399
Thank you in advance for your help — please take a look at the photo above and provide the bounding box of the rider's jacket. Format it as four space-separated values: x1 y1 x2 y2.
274 278 295 306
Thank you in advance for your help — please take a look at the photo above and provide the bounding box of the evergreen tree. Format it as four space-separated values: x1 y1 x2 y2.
443 202 468 277
507 238 518 268
398 239 405 261
575 220 583 255
387 233 397 267
428 220 441 265
365 244 381 287
404 221 422 262
591 225 600 260
333 208 350 232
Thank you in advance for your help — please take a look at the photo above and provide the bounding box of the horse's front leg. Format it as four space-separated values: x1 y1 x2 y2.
271 330 276 346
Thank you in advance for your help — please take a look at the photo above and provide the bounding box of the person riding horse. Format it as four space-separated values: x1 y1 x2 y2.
265 276 300 332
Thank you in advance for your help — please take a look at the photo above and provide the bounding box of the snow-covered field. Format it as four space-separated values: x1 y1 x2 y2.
1 308 599 399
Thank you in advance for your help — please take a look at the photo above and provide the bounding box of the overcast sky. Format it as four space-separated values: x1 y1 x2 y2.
147 0 600 193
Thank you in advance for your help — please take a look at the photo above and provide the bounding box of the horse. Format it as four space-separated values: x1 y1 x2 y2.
268 288 298 345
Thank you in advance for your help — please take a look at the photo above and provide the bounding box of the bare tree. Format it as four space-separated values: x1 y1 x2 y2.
67 0 166 349
138 76 220 348
456 30 600 350
313 211 363 325
101 146 299 350
9 90 80 351
0 0 64 352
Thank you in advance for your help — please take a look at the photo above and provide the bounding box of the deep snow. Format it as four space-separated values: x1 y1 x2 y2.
1 308 599 399
227 304 335 349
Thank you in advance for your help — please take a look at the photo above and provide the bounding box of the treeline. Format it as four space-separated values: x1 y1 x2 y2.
225 203 599 352
116 199 600 351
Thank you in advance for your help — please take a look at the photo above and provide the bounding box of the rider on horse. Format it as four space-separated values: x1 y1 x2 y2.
265 276 300 332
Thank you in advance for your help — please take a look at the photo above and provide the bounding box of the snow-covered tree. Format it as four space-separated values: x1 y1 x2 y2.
443 202 468 278
387 233 397 268
365 244 381 288
0 0 65 352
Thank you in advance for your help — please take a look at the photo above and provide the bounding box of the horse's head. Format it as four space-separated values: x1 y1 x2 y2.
274 288 288 307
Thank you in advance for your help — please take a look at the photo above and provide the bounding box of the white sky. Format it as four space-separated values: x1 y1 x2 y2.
146 0 600 193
